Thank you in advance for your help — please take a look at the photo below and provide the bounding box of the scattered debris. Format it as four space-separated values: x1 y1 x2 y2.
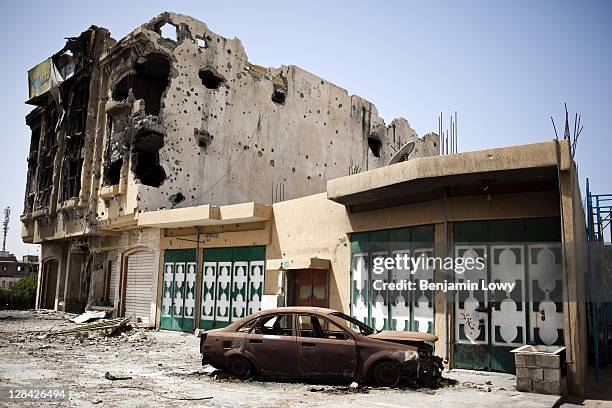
127 330 147 342
105 371 133 381
41 317 131 337
308 384 370 394
71 310 107 324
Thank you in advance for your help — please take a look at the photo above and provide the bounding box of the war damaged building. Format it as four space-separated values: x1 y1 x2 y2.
22 13 438 318
22 12 596 396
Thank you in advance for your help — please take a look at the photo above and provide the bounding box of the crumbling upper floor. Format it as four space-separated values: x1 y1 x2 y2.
21 12 439 244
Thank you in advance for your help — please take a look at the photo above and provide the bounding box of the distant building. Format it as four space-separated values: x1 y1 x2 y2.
0 252 38 289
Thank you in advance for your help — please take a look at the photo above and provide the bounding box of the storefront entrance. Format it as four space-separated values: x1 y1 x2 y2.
160 249 197 332
453 218 564 373
350 225 435 333
199 246 265 330
161 246 265 332
287 269 329 307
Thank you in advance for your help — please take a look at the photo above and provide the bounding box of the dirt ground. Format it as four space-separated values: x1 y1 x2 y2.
0 310 570 407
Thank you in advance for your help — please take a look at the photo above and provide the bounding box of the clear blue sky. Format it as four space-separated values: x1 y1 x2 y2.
1 0 611 256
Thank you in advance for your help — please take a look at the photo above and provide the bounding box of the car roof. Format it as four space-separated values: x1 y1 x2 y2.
222 307 343 330
256 307 338 314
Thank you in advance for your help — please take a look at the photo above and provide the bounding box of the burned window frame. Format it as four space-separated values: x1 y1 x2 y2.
60 78 90 202
36 106 59 208
24 112 42 214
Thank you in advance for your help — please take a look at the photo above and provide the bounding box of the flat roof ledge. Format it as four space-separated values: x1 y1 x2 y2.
327 140 571 207
138 202 272 229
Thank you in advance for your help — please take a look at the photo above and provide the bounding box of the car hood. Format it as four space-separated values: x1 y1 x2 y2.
369 330 438 343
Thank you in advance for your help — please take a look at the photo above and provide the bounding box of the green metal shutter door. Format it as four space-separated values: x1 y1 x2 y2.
161 249 196 332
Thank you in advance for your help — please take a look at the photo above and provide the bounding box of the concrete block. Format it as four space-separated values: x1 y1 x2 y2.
517 366 544 380
532 380 561 395
516 367 529 378
516 377 533 392
515 353 527 367
536 353 560 369
543 368 561 382
524 354 537 367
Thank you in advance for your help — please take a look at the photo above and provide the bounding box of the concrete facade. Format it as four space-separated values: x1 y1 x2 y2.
20 11 590 399
140 139 589 396
22 13 437 315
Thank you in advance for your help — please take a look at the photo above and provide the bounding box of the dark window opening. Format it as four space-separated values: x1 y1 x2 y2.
112 53 171 115
37 107 59 207
199 68 225 90
134 150 166 187
24 126 41 213
368 137 382 158
272 89 286 105
61 80 89 201
105 159 122 185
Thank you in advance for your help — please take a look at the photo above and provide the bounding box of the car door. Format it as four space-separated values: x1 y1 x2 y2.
244 313 298 378
296 314 357 380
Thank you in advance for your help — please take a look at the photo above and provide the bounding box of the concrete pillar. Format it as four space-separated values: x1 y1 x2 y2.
434 221 454 367
559 152 588 397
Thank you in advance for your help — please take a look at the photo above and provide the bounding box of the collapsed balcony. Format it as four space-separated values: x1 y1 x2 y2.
103 52 171 189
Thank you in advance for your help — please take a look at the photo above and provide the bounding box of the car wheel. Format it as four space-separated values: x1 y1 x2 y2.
373 361 400 387
228 356 253 380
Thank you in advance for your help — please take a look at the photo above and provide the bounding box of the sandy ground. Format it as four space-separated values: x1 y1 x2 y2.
0 310 569 407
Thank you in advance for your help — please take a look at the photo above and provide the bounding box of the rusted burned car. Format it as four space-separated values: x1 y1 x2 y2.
199 307 442 387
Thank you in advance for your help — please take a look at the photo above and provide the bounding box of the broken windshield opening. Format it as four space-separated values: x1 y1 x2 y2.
330 311 376 335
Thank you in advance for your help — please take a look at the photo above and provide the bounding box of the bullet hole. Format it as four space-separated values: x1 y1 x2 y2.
368 137 382 158
338 103 343 108
300 92 304 98
105 159 122 185
257 151 263 157
196 129 213 148
169 192 185 206
291 166 296 173
199 68 226 89
243 145 249 150
269 160 275 166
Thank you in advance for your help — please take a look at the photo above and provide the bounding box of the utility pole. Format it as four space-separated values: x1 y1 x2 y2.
2 207 10 252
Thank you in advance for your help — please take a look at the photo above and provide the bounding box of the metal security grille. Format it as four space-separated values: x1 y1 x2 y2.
200 246 265 330
350 226 435 334
160 249 197 332
453 218 564 373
